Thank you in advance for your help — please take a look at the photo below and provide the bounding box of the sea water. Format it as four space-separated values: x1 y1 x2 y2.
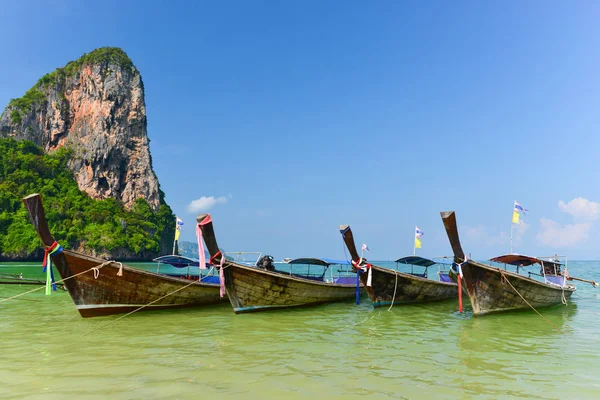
1 261 599 399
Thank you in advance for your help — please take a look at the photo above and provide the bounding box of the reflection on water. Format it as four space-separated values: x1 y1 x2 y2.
1 262 600 399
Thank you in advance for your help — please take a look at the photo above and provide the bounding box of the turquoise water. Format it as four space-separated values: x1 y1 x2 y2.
1 261 600 399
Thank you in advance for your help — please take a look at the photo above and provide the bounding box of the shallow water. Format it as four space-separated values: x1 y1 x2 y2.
1 261 599 399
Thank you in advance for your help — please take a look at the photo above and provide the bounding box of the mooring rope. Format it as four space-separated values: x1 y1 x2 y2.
83 279 199 336
387 270 399 312
0 260 115 305
0 273 23 279
0 296 41 302
499 269 563 333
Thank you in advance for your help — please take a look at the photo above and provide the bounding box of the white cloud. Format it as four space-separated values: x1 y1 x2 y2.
513 220 529 241
463 225 508 247
187 196 230 213
536 218 591 247
558 198 600 220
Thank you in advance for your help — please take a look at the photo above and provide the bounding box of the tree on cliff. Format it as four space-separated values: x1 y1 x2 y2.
0 47 161 211
0 138 175 260
0 47 176 259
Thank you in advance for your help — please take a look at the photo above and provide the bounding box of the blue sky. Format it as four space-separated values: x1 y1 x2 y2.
2 1 600 260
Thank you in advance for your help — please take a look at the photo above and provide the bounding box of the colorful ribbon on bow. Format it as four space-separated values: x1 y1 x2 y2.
219 255 225 298
43 241 63 294
453 255 468 313
355 267 361 305
198 214 226 298
352 259 372 286
209 251 226 298
195 223 207 271
351 258 373 305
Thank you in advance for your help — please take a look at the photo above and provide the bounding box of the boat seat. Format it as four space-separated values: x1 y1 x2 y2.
200 276 221 284
545 275 566 287
333 277 355 284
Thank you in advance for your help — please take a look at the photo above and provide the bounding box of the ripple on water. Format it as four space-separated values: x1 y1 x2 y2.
2 262 600 398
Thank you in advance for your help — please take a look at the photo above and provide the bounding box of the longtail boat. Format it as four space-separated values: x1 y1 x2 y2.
0 271 65 288
196 214 359 313
439 210 595 316
22 194 227 318
339 225 458 307
152 254 221 283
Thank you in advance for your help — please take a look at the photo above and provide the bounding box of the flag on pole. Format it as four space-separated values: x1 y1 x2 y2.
512 201 528 224
414 226 423 249
362 243 369 252
174 217 183 241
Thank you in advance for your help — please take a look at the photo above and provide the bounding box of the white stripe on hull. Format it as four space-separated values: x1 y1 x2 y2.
76 304 174 310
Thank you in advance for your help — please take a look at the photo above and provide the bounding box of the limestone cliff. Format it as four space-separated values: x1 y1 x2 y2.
0 47 160 210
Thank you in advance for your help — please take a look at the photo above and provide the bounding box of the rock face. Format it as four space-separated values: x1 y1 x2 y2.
0 47 160 210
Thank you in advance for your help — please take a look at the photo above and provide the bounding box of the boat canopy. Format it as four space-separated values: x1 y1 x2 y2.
288 258 351 267
489 254 563 267
153 255 200 268
394 256 436 267
431 257 453 266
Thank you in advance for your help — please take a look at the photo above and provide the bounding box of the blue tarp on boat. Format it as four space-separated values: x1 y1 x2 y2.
288 258 351 267
200 276 221 284
153 255 200 268
394 256 436 267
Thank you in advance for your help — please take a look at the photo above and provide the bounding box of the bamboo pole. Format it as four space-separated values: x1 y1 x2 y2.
567 276 599 287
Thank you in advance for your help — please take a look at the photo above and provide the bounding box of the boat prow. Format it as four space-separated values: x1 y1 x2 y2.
197 215 360 313
440 210 576 316
339 225 458 307
22 193 227 318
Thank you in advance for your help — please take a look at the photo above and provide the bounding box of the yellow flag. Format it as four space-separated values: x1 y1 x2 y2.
414 237 422 249
512 211 520 224
174 228 181 241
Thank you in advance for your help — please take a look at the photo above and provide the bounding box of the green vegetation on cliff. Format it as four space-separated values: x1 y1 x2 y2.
0 138 174 259
37 47 134 88
7 47 133 124
8 88 46 124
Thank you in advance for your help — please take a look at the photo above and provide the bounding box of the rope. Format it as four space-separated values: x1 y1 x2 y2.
498 269 563 333
387 270 399 312
0 296 41 302
83 279 199 336
200 266 215 282
341 239 350 264
0 273 24 279
454 260 468 313
0 260 114 305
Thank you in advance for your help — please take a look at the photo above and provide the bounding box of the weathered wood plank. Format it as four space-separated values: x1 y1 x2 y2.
361 265 458 306
440 210 575 316
460 261 575 315
223 263 358 313
52 250 226 317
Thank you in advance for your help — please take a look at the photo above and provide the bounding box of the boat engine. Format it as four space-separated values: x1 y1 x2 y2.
257 255 275 271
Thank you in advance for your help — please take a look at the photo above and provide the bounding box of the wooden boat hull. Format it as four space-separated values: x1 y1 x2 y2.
458 261 575 315
1 279 48 285
361 265 458 307
52 250 226 318
223 263 358 313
